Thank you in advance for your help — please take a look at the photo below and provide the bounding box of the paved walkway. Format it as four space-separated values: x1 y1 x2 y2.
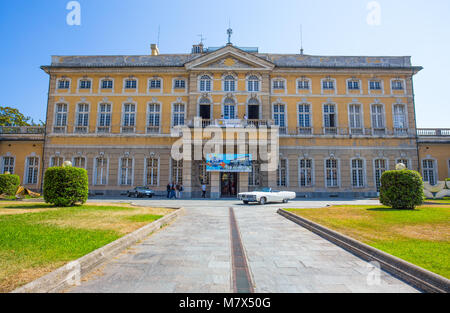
68 199 419 293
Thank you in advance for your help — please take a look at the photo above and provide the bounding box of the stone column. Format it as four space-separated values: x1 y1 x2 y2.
239 172 249 193
210 172 220 199
182 159 192 198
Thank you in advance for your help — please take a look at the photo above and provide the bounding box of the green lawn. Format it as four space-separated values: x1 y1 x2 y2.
287 205 450 278
0 202 173 292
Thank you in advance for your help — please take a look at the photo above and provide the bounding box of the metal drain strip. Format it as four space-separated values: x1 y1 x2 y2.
229 207 254 293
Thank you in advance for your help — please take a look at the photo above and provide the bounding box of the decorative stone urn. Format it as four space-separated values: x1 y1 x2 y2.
423 181 450 199
62 161 72 168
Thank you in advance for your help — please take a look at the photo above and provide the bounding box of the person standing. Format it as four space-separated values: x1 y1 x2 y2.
170 182 176 199
175 183 180 199
201 183 206 198
179 183 183 199
166 183 171 198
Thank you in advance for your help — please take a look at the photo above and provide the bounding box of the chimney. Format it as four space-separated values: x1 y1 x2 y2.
192 43 204 54
151 44 159 56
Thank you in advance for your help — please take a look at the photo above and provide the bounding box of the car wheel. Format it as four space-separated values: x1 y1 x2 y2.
243 200 249 204
259 197 267 205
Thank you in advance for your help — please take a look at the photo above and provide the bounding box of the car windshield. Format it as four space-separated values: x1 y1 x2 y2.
256 187 272 192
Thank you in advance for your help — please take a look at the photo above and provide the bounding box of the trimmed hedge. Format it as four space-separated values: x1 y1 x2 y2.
43 166 88 207
380 169 424 209
0 174 20 196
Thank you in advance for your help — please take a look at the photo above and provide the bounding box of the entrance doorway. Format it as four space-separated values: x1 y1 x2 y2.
248 105 259 120
200 104 211 119
220 172 238 197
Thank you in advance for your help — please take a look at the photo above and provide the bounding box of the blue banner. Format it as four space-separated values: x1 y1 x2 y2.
206 154 252 172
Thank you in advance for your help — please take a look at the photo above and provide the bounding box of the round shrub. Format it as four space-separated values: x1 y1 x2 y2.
380 170 424 209
0 174 20 196
43 166 88 206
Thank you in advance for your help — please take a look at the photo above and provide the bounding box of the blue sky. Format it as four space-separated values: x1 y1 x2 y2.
0 0 449 127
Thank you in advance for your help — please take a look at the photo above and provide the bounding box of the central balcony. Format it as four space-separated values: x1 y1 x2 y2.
188 119 274 129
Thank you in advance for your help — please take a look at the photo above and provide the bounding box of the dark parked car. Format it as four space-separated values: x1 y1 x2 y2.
127 186 155 198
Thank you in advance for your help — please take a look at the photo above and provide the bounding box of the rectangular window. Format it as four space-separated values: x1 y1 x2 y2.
273 104 286 134
146 158 159 186
371 104 385 129
374 159 387 192
297 80 309 90
171 158 183 184
273 80 285 90
147 103 161 133
120 158 133 186
149 79 161 89
122 104 136 132
298 104 311 128
2 157 14 174
75 103 89 133
224 79 235 92
248 80 259 92
125 79 137 89
98 104 112 133
26 157 39 184
351 159 364 187
223 104 235 119
323 80 334 90
101 80 113 89
349 104 362 130
248 163 260 186
199 161 210 185
73 157 86 169
347 81 359 90
58 80 70 89
50 156 63 167
277 159 287 187
393 104 407 129
200 78 211 92
79 80 91 89
326 159 338 187
174 80 185 89
54 103 67 133
392 80 404 90
172 104 185 126
299 159 312 187
323 104 336 129
94 157 107 185
369 81 381 90
422 160 436 185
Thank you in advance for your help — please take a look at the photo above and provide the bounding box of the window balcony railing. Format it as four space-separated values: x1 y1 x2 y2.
53 126 66 134
297 127 313 135
146 126 160 134
349 127 364 135
417 128 450 137
121 126 135 133
0 126 45 134
74 126 88 134
97 126 110 133
393 128 409 136
372 128 386 136
323 127 338 135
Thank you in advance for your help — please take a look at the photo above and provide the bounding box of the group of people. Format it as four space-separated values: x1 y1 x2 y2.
166 182 183 199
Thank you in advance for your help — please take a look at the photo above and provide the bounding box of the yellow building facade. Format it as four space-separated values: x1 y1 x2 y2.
1 42 449 197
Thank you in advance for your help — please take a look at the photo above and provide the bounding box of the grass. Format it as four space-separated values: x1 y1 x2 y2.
0 202 174 292
425 197 450 204
287 204 450 278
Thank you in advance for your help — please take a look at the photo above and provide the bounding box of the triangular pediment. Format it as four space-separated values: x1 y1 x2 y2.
185 45 274 71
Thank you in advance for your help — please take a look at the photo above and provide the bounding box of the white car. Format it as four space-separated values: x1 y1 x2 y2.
238 187 296 205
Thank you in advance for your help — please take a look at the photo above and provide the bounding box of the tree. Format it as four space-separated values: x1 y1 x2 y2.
0 106 44 126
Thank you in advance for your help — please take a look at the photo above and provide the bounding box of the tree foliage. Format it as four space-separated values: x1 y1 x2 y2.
0 106 44 126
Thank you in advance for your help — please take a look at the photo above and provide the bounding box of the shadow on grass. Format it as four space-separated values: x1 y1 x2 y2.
1 204 55 209
366 207 418 212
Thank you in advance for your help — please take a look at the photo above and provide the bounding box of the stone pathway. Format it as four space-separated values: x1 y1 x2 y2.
69 199 419 293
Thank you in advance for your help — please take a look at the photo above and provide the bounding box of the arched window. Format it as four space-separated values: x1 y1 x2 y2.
374 159 387 192
199 97 211 120
247 75 259 92
224 75 236 92
199 75 212 92
325 158 338 187
223 98 236 119
247 98 259 120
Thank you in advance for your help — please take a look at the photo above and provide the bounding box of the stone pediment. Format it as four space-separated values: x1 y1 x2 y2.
185 45 274 71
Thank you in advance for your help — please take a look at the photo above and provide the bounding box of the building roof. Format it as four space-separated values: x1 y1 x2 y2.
42 45 421 71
